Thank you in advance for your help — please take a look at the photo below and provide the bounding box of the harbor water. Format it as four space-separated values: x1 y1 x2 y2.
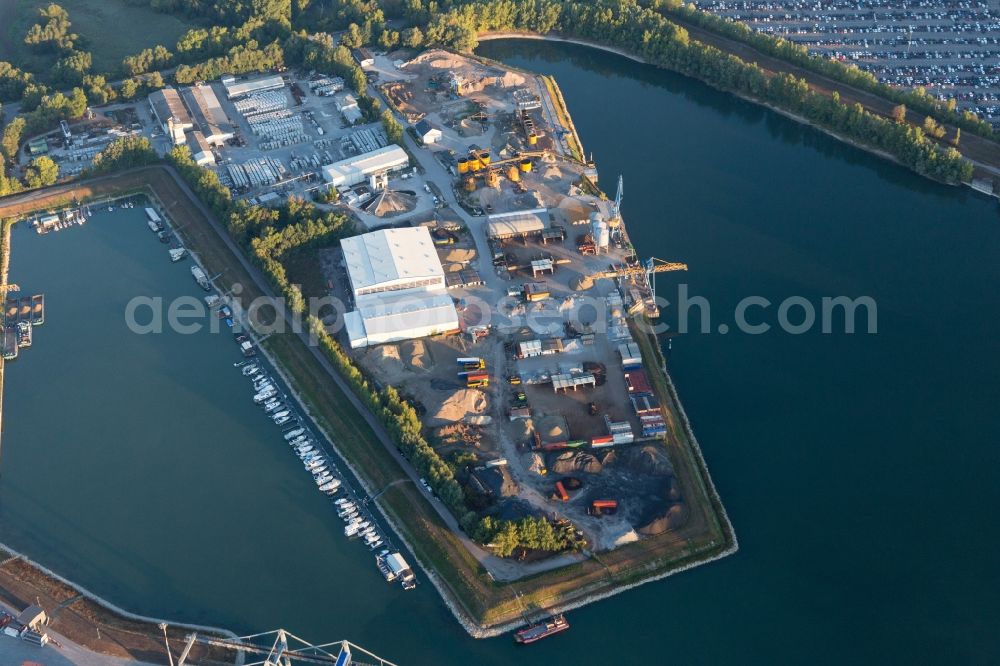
1 39 999 664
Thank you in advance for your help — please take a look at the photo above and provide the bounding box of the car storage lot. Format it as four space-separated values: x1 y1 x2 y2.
697 0 1000 127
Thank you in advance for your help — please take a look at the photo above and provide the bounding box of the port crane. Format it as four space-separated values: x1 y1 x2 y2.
585 257 687 299
176 627 398 666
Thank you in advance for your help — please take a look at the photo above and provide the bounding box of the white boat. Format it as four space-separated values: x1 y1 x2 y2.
346 521 370 536
283 428 305 441
289 435 310 446
254 381 273 392
334 498 351 506
364 532 381 544
297 446 316 457
263 401 282 412
369 540 384 550
319 479 341 492
253 390 277 404
314 472 334 484
271 410 291 420
169 248 187 262
310 465 329 476
338 508 358 520
274 416 291 425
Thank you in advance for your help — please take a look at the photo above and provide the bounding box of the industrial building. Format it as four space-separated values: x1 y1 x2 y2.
149 88 194 145
340 226 459 348
186 131 215 166
322 145 409 187
414 119 442 144
181 84 234 145
486 208 548 240
222 74 285 99
335 92 362 123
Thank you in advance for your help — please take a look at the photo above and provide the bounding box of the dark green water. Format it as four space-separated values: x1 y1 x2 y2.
1 39 999 664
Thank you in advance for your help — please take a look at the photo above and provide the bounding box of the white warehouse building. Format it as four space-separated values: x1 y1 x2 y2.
340 226 459 348
322 145 409 188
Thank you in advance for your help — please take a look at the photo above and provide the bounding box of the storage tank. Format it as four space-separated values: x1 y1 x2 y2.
591 212 609 250
478 151 491 166
527 132 538 145
457 158 469 174
467 156 481 171
507 165 520 182
519 158 532 173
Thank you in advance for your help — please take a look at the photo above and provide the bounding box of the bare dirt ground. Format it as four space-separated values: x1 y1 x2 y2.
0 554 235 664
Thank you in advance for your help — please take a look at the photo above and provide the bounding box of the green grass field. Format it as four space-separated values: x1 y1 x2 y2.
0 0 195 75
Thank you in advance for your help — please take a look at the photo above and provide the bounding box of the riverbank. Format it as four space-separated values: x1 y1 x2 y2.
479 32 997 190
0 542 238 664
0 219 10 469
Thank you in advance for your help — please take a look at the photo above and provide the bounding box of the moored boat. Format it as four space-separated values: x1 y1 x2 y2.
2 326 18 360
16 321 32 348
514 615 570 644
30 295 44 325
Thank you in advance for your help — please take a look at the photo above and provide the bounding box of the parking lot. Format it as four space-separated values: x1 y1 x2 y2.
697 0 1000 127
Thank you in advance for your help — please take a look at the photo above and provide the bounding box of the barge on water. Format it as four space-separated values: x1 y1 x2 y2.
30 294 44 325
514 614 570 644
16 321 31 348
2 325 18 360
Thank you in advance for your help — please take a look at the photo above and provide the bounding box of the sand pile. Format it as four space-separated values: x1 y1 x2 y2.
638 503 689 536
535 415 568 443
550 451 602 475
621 446 674 476
511 419 533 442
369 345 404 375
401 340 432 372
440 248 476 264
427 389 488 425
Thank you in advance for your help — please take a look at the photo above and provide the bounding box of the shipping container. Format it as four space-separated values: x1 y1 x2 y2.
466 373 489 388
591 435 615 448
554 481 569 501
624 370 652 395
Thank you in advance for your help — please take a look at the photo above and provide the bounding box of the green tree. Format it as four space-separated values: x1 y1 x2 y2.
401 26 423 49
25 155 59 187
89 135 158 173
891 104 906 124
1 117 26 161
119 78 139 100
